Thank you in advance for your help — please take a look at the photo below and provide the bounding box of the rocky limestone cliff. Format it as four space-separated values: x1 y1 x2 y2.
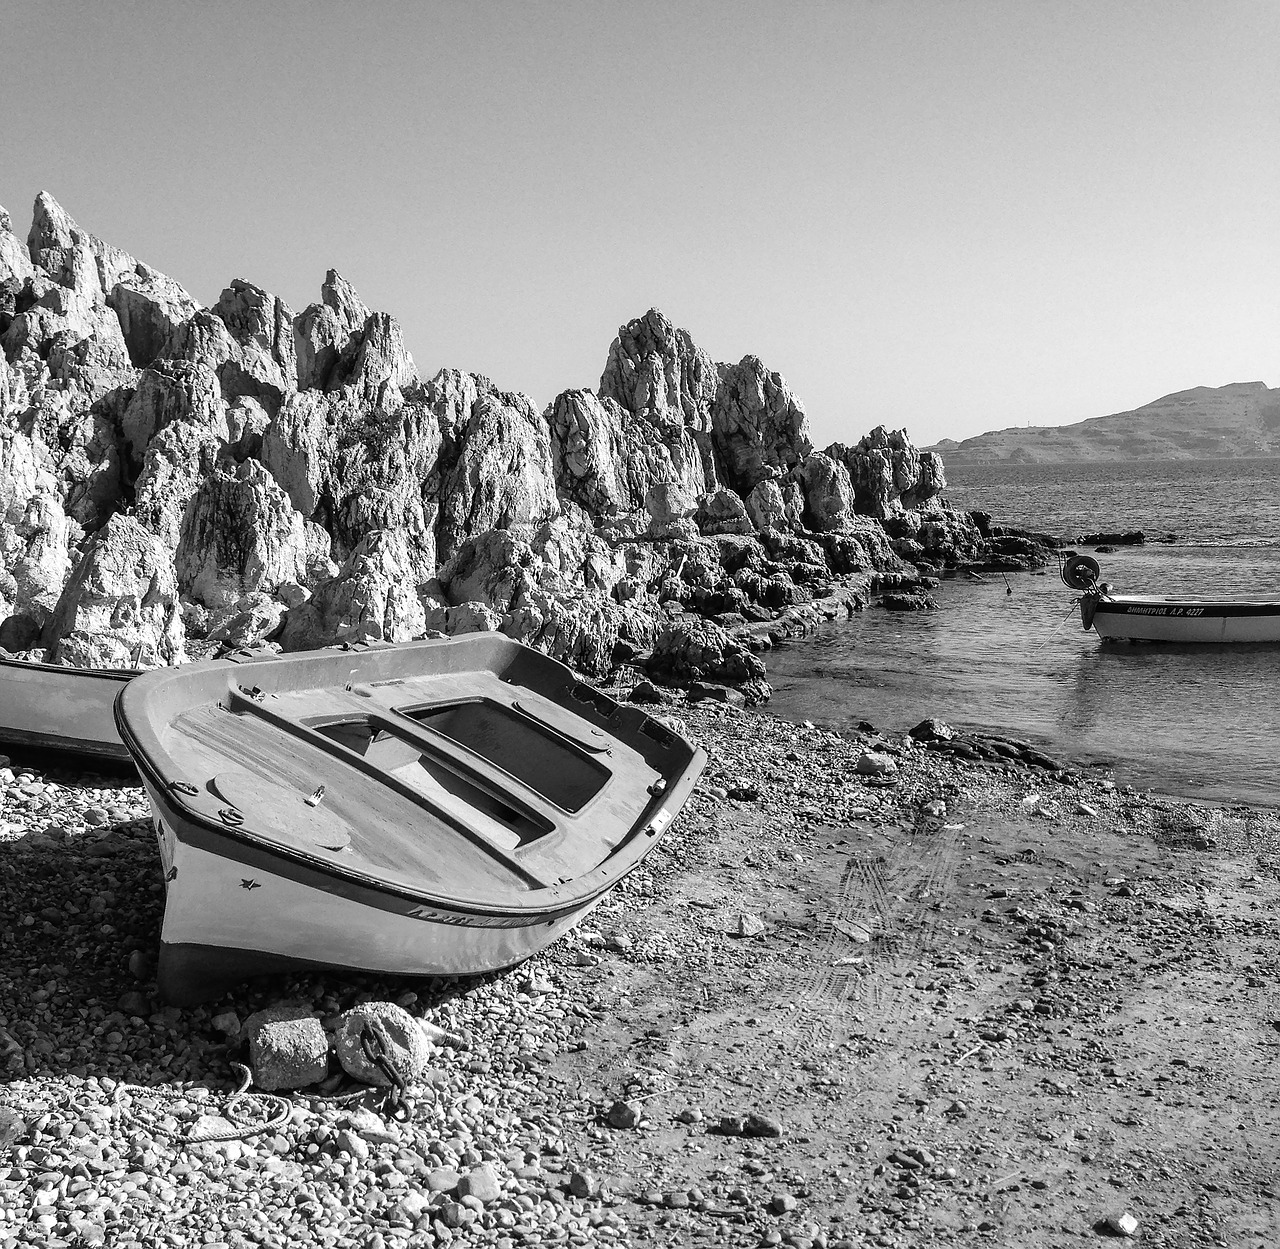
0 193 1036 691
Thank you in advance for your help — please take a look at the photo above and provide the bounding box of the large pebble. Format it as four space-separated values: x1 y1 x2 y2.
343 1105 398 1145
428 1167 462 1193
1105 1212 1139 1237
607 1100 641 1129
743 1112 783 1138
456 1163 502 1203
117 990 149 1017
243 1004 329 1091
909 717 953 742
855 750 897 777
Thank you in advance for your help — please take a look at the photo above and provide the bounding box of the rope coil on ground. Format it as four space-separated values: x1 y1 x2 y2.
112 1061 291 1146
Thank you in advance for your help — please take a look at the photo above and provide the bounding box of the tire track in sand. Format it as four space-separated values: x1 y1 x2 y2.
788 817 963 1051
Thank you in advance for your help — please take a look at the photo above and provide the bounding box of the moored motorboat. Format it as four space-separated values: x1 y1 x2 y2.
0 655 137 763
115 634 707 1005
1061 554 1280 643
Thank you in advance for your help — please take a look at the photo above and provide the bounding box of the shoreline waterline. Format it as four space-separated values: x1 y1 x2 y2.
762 560 1280 809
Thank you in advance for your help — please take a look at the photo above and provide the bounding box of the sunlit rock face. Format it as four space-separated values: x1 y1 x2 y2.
827 426 947 518
0 192 1023 677
45 514 186 668
710 355 812 496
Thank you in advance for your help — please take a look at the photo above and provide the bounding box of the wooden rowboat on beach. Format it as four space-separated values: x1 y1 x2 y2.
0 655 137 763
1062 554 1280 643
0 646 283 765
114 634 706 1005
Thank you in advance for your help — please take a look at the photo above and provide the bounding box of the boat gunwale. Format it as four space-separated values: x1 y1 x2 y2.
1094 594 1280 616
0 655 139 681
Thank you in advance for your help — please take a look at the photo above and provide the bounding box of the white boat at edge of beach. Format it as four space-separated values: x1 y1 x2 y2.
114 633 707 1005
1061 554 1280 643
0 645 283 765
0 656 136 763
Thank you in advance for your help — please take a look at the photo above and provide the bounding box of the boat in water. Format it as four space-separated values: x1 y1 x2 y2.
114 634 707 1004
0 655 137 763
1062 554 1280 643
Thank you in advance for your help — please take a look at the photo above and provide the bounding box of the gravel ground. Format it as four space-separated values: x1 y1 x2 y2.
1 696 1279 1249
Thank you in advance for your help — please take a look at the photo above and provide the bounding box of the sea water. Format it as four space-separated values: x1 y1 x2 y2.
765 458 1280 806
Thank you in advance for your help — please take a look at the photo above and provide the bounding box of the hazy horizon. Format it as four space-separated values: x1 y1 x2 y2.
3 1 1276 450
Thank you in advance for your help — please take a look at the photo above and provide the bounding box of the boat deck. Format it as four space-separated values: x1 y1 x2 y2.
128 643 687 912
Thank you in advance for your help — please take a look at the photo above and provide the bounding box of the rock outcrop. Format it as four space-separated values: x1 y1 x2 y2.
828 427 947 519
279 527 426 650
711 356 812 495
45 514 185 668
0 192 1046 692
645 619 771 705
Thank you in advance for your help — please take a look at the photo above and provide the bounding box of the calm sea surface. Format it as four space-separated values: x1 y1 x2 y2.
765 458 1280 806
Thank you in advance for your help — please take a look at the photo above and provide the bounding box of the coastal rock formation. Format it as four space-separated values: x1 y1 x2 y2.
711 355 812 494
829 426 947 518
175 460 314 609
645 618 771 705
436 383 559 562
0 192 1045 693
0 428 70 635
546 389 704 517
798 452 856 532
45 513 185 667
280 527 426 650
600 308 718 460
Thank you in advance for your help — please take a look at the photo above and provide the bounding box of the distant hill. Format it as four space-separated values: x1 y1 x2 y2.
929 382 1280 465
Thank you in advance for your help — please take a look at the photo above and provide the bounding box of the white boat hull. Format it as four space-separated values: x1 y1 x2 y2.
117 634 705 1004
0 657 134 762
1087 595 1280 643
151 801 601 1003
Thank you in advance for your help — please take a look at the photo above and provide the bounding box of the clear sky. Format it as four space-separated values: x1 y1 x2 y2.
2 1 1276 449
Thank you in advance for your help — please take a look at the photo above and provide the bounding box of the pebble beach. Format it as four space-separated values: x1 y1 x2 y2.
2 694 1280 1249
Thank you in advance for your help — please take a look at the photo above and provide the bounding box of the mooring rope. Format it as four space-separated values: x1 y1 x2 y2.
112 1061 292 1146
1031 599 1084 654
